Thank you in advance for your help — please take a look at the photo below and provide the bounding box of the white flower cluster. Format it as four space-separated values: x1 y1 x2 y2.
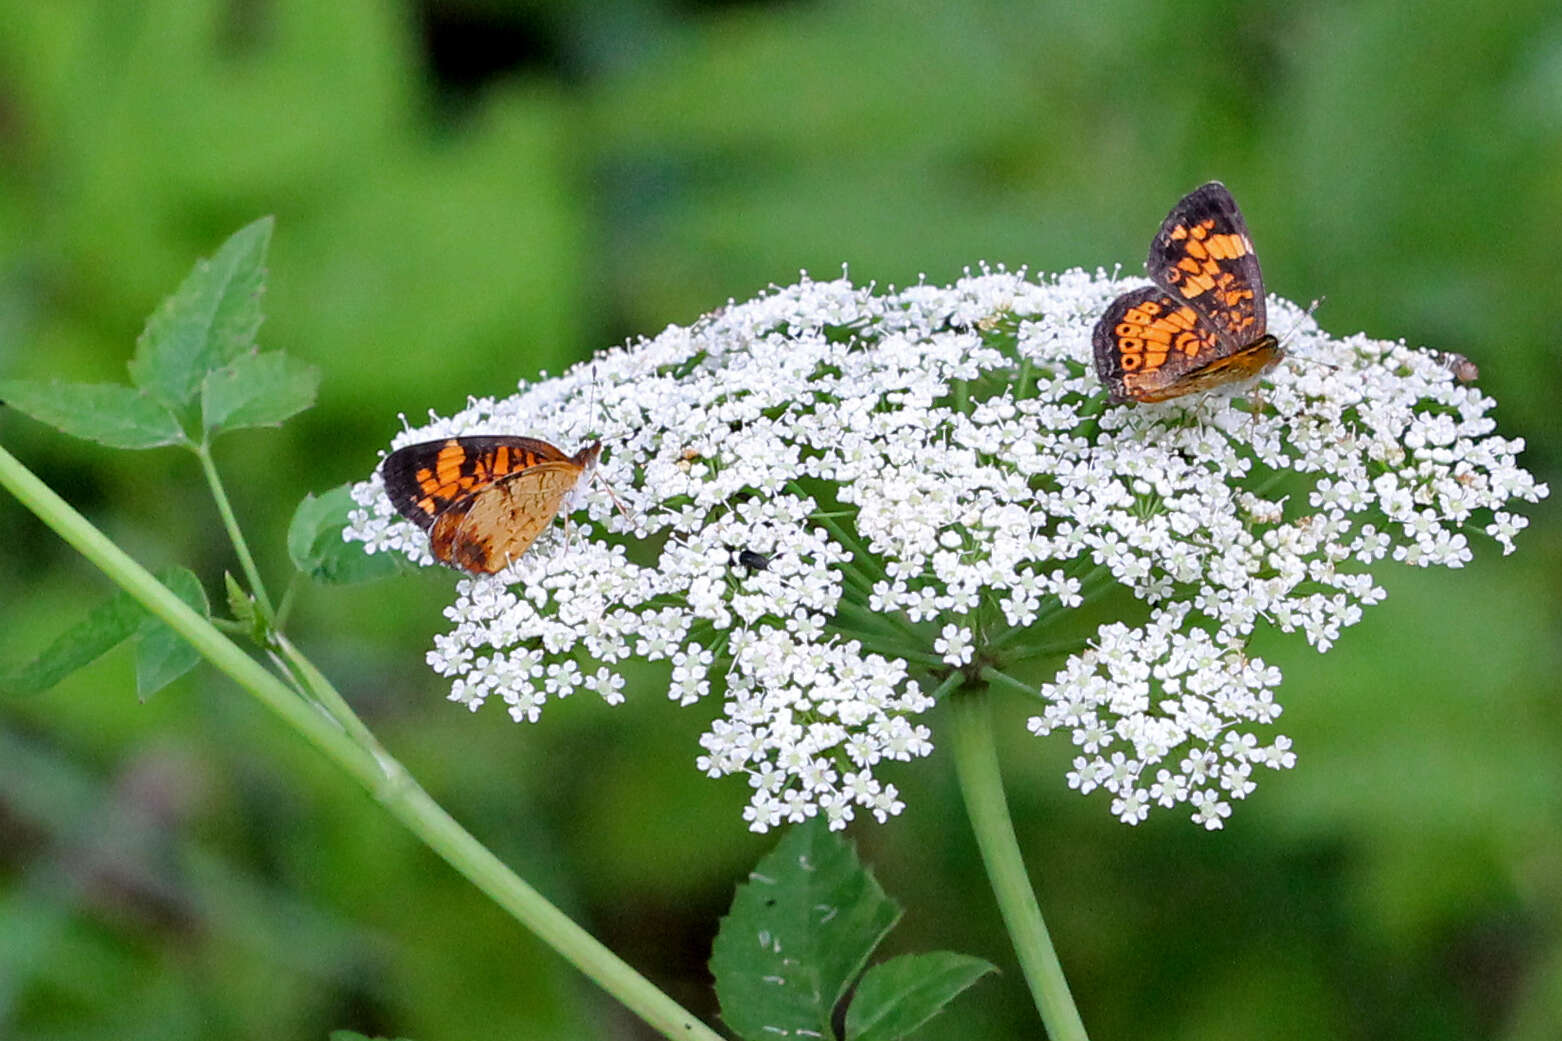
345 268 1546 830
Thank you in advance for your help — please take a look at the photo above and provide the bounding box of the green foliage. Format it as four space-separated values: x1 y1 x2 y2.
712 818 993 1041
0 565 209 700
2 216 316 450
131 567 210 700
288 485 400 585
845 953 998 1041
0 581 145 694
128 217 272 413
201 351 319 433
0 380 186 449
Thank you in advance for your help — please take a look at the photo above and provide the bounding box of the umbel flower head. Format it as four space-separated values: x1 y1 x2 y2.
346 268 1546 831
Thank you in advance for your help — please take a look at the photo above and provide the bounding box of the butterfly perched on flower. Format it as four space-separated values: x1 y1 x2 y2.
381 436 601 573
1093 181 1282 404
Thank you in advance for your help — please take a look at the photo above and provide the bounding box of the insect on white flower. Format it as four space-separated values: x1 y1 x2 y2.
346 266 1546 831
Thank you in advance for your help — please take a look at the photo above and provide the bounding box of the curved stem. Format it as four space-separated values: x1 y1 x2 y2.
0 445 725 1041
947 683 1089 1041
979 667 1045 703
193 441 276 624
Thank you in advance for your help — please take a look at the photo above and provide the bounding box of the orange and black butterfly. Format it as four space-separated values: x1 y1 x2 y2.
381 436 601 574
1093 181 1282 404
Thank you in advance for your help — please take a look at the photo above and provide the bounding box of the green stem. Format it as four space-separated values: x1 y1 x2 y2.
835 556 881 600
792 482 889 585
947 683 1089 1041
275 571 303 631
1004 640 1090 668
847 633 945 667
1015 357 1035 399
193 441 276 624
979 667 1044 702
273 633 384 753
833 598 924 646
0 444 724 1041
987 562 1112 652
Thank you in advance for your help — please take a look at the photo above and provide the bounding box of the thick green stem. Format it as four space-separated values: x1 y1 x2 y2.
273 633 384 753
947 683 1089 1041
0 444 724 1041
193 441 276 623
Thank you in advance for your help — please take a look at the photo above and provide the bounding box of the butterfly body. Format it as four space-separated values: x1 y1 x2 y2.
1094 182 1282 404
381 436 600 573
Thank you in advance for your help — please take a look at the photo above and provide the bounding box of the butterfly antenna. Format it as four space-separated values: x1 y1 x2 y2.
586 361 600 436
575 366 634 534
1277 295 1343 375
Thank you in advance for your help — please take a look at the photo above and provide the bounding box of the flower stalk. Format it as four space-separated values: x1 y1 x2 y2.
948 682 1089 1041
193 439 276 623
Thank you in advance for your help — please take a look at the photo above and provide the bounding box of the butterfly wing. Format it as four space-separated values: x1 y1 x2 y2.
1147 181 1267 349
381 436 576 532
433 461 587 573
1093 285 1228 403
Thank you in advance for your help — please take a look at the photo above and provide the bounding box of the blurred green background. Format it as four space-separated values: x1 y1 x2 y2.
1 1 1559 1039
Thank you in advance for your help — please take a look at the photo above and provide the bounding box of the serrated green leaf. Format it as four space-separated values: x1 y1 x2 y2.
0 379 187 449
287 485 399 584
201 350 319 433
129 217 273 410
844 952 996 1041
712 816 901 1041
1 567 209 698
0 589 146 695
134 567 210 701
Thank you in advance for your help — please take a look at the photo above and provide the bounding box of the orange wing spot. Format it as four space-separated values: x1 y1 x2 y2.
1220 285 1254 308
1174 330 1206 357
1175 260 1217 296
435 442 467 485
1118 319 1163 345
1206 233 1250 260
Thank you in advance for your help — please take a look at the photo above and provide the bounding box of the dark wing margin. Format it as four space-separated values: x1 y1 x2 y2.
380 435 575 531
380 440 450 531
1146 180 1267 346
1093 285 1235 403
